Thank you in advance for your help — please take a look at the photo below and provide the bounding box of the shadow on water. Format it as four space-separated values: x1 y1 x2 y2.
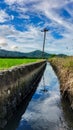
3 65 46 130
59 98 73 130
3 63 73 130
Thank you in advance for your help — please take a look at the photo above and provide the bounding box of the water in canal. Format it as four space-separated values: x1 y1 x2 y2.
4 63 73 130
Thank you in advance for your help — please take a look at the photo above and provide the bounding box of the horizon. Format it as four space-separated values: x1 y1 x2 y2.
0 0 73 55
0 48 69 56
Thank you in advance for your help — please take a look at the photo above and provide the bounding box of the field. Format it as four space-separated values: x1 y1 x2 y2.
0 58 39 70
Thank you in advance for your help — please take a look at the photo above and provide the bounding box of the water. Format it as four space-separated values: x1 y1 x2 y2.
4 63 73 130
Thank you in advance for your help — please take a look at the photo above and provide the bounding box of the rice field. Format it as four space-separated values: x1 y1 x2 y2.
0 58 40 70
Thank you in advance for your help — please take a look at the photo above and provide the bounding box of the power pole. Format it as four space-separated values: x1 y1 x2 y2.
42 28 49 58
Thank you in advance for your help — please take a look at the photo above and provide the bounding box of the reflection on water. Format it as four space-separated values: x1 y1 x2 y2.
41 75 48 92
4 63 73 130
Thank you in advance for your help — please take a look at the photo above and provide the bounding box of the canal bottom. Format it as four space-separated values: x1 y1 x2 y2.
4 63 73 130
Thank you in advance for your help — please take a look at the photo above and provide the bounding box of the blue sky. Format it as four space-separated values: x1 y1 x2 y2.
0 0 73 55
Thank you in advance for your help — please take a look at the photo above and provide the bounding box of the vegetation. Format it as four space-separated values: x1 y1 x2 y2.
49 56 73 69
0 58 39 70
0 49 50 58
0 49 67 58
49 56 73 109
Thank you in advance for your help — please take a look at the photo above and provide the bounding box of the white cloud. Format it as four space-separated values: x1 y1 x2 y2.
0 10 9 23
18 14 30 19
0 24 42 52
5 0 18 5
11 45 18 50
0 9 14 23
1 0 73 55
5 0 39 5
0 23 73 55
32 0 73 30
0 37 8 46
5 0 73 30
11 15 14 20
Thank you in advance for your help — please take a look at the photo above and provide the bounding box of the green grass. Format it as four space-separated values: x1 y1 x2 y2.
0 58 40 70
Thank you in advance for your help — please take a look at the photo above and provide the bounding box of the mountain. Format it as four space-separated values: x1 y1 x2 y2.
0 49 50 58
0 49 67 58
0 49 27 58
24 50 50 58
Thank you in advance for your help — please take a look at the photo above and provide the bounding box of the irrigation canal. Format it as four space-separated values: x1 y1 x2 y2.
4 63 73 130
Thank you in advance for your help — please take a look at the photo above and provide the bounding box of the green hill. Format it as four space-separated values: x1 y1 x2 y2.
24 50 50 58
0 49 67 58
0 49 50 58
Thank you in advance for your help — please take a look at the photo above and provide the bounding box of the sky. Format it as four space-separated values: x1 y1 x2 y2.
0 0 73 55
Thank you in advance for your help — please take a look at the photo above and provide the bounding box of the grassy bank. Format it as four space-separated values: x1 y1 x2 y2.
0 58 40 70
49 56 73 68
49 56 73 109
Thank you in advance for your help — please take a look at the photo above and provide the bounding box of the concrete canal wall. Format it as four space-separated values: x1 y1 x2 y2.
0 60 46 128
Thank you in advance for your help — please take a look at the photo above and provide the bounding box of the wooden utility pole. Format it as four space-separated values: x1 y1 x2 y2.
42 28 49 58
